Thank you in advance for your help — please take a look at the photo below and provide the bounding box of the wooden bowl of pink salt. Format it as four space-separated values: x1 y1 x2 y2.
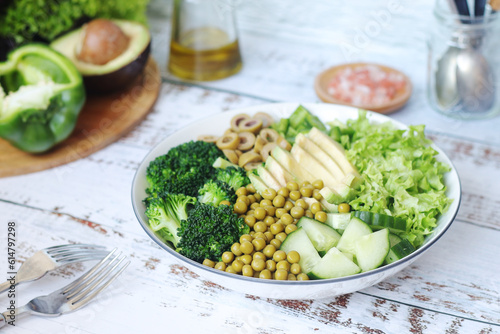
314 63 412 114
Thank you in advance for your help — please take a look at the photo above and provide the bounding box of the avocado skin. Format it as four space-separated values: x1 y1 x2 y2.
83 42 151 94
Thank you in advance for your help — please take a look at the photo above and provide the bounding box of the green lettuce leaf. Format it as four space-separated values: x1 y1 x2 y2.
343 111 453 247
0 0 150 44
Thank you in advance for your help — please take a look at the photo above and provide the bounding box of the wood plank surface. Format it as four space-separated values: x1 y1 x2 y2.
1 83 499 333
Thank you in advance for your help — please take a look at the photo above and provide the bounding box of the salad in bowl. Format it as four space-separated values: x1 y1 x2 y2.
131 103 460 299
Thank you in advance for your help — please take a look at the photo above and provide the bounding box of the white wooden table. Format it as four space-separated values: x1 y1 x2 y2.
1 0 499 333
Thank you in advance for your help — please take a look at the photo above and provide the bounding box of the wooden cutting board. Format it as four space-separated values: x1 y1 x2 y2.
0 57 161 178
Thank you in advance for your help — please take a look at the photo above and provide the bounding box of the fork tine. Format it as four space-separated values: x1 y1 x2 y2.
65 252 124 299
70 259 129 310
67 254 127 302
62 249 118 293
46 244 106 254
54 251 110 264
49 248 108 257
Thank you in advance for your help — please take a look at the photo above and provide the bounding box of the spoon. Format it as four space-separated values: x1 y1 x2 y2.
455 0 495 114
435 42 461 110
434 0 468 110
455 32 495 114
435 0 495 115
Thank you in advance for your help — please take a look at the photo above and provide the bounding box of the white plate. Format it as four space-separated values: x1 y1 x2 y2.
131 102 461 300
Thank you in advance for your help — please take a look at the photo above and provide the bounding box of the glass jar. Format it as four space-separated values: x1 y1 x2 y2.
427 0 500 119
168 0 243 81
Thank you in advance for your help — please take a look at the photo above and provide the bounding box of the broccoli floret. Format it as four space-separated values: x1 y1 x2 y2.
144 194 196 247
177 202 249 263
198 179 236 206
146 140 224 197
215 166 250 191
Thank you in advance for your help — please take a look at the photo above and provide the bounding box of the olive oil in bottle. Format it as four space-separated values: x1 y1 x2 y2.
168 26 242 81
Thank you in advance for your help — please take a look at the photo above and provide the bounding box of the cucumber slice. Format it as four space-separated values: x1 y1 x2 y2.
388 233 403 247
355 228 390 272
352 211 407 233
280 227 321 274
385 239 416 264
341 250 354 262
336 217 372 254
309 247 360 279
324 213 351 232
296 217 341 253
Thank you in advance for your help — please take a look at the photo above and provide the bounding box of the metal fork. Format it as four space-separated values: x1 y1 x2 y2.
0 248 129 327
0 244 108 294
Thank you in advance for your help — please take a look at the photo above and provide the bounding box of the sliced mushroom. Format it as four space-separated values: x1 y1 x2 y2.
239 118 263 134
252 112 274 128
223 149 239 165
238 150 262 167
237 131 256 151
197 134 219 143
277 136 292 151
230 113 251 132
216 132 240 150
260 142 277 161
260 128 280 142
253 135 267 153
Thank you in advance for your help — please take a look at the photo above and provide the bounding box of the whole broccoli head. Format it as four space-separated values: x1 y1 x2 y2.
144 194 196 248
198 179 236 206
146 140 224 198
215 166 250 191
177 202 249 263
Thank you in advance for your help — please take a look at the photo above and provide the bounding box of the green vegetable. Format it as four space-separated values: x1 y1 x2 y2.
0 44 85 153
215 166 250 191
146 140 224 198
0 0 150 46
309 247 360 279
327 119 355 143
296 216 341 254
280 227 322 275
271 105 327 144
351 211 407 233
198 179 236 207
144 140 252 262
197 165 250 207
144 194 196 248
177 202 249 263
341 110 452 247
385 238 416 264
354 228 390 272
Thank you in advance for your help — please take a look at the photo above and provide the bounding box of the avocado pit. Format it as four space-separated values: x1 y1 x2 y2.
76 19 130 65
51 19 151 93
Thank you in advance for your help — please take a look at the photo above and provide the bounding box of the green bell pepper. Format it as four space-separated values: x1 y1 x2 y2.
0 44 85 153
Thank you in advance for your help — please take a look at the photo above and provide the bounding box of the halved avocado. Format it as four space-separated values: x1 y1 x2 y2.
51 19 151 93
